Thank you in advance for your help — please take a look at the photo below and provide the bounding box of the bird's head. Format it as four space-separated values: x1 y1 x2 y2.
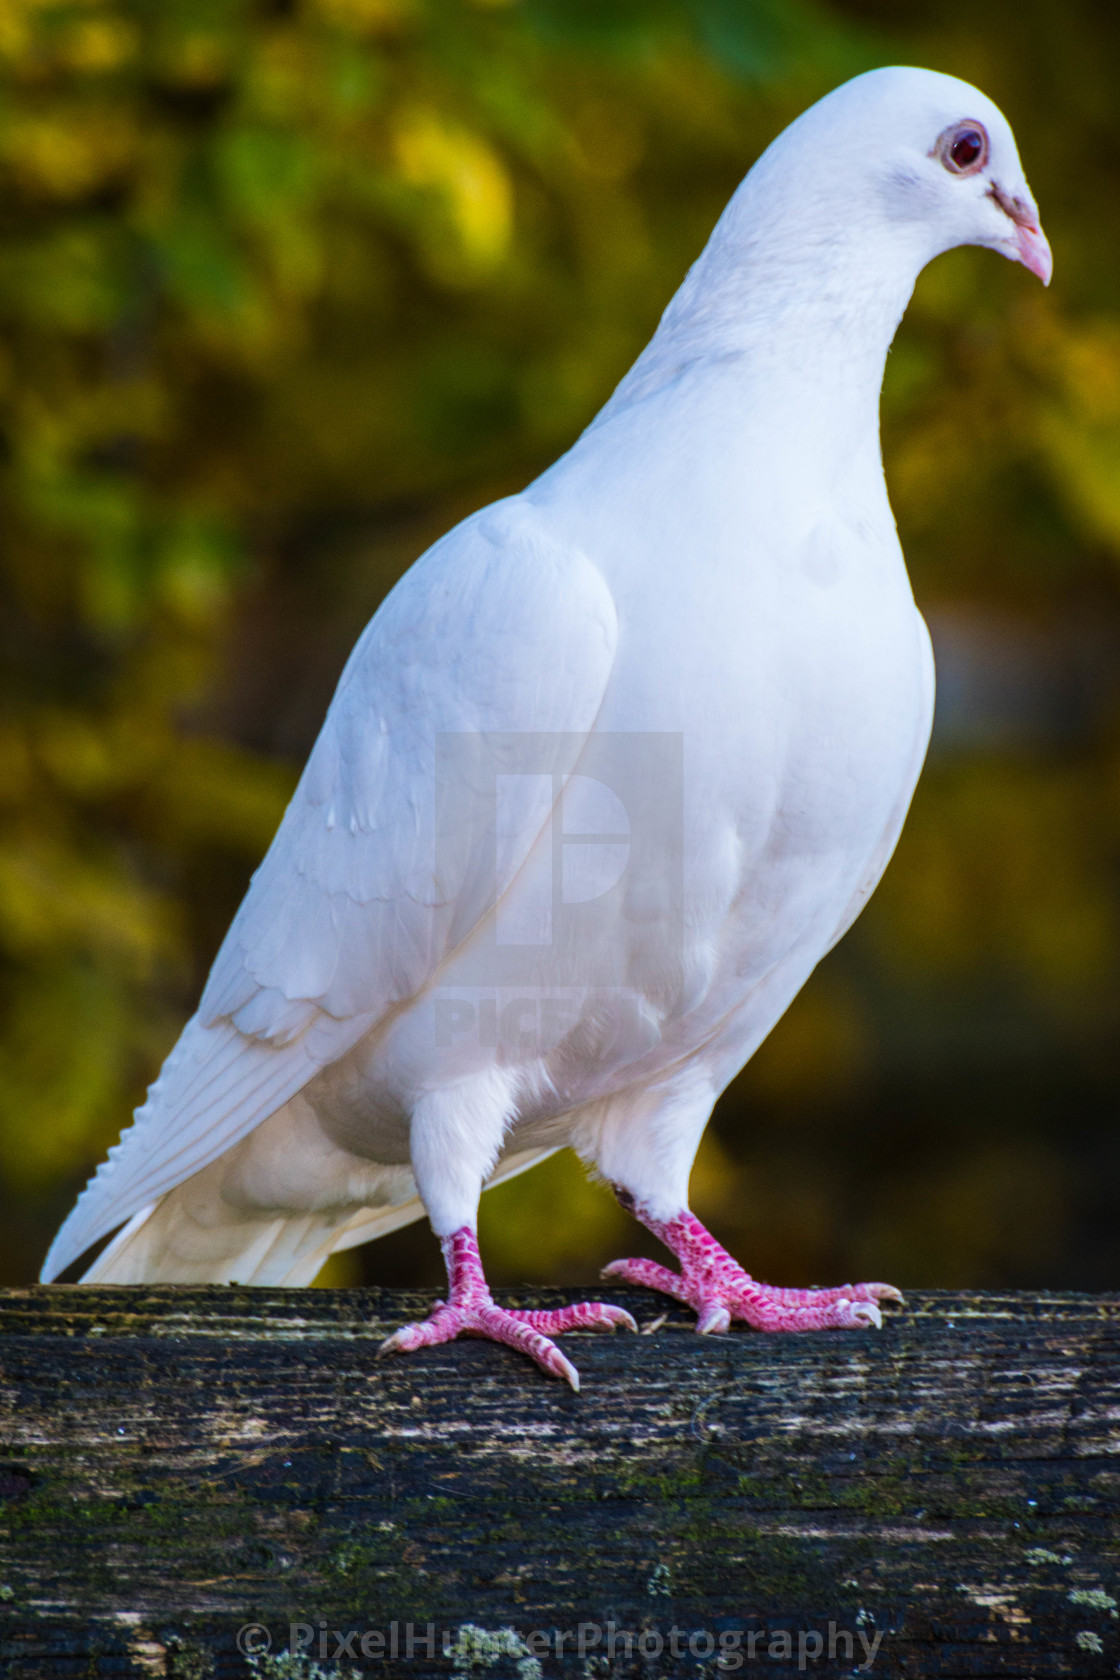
621 67 1050 422
869 68 1049 284
921 112 1049 284
758 66 1051 289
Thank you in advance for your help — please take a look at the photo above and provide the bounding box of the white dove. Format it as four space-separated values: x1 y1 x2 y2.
43 67 1050 1390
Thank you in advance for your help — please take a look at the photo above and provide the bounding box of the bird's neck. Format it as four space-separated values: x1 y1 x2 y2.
594 214 925 488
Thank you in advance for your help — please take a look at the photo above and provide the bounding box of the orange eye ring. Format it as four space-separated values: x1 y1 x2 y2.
934 121 989 176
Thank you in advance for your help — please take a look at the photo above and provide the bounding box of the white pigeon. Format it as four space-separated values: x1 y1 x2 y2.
43 67 1050 1390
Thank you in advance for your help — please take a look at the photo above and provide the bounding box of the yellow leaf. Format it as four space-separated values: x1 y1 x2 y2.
393 106 513 275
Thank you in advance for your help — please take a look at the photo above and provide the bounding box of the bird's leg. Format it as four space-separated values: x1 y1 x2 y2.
380 1225 636 1390
387 1083 634 1386
603 1201 902 1333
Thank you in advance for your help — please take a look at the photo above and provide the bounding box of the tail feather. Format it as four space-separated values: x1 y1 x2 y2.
41 1012 371 1283
81 1142 559 1286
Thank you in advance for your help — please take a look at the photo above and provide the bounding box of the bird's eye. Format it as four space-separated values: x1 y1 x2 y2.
934 121 989 176
950 129 985 169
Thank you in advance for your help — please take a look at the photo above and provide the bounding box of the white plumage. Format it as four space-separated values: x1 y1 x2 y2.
44 68 1049 1383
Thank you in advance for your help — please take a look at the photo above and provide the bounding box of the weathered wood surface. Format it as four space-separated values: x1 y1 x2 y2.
0 1286 1117 1678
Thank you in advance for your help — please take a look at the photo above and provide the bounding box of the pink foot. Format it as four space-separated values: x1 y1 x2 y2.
380 1227 636 1390
603 1206 902 1334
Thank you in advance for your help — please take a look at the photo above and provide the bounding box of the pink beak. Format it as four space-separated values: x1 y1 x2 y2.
1014 217 1053 287
990 184 1052 286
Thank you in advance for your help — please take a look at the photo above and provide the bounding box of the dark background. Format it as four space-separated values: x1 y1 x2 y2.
1 0 1118 1295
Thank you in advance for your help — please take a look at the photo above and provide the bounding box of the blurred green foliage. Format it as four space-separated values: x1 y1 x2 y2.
1 0 1118 1293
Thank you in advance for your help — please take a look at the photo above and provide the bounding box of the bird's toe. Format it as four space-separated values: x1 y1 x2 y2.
513 1300 637 1335
378 1301 463 1357
473 1304 583 1389
600 1256 686 1298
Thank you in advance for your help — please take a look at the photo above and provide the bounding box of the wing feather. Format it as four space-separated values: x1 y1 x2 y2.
43 499 617 1280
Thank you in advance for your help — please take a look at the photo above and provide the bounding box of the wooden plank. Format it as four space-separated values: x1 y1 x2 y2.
0 1286 1117 1677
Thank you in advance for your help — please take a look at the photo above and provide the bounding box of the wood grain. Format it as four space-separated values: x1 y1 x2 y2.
0 1286 1117 1677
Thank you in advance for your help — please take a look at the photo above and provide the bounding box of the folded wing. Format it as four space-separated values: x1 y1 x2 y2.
43 499 618 1280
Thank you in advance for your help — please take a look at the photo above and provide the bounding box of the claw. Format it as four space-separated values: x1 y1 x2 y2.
849 1301 883 1330
696 1303 731 1336
542 1346 580 1392
839 1281 904 1307
379 1327 412 1359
